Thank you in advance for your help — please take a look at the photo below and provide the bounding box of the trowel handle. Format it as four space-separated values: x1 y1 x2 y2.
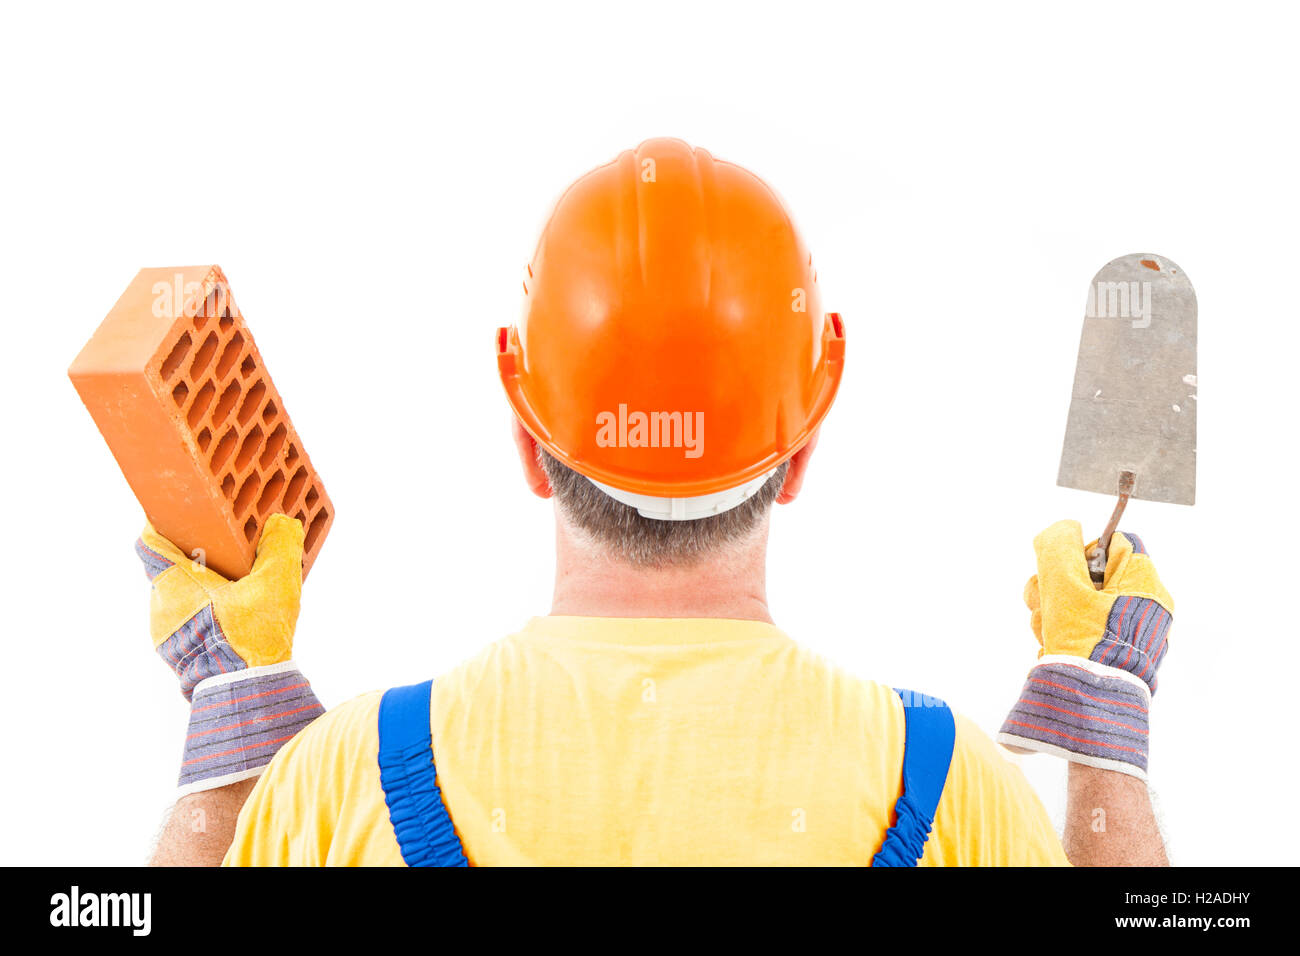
1086 471 1136 588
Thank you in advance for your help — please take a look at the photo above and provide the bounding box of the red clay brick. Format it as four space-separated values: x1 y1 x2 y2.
69 266 333 579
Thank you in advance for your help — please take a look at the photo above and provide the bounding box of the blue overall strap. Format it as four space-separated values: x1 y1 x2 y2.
870 688 957 867
377 680 468 867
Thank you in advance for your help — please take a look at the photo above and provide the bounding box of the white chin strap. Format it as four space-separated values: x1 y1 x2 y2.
589 468 779 521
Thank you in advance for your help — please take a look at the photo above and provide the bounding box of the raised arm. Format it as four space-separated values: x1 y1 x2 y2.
149 780 258 866
136 514 324 866
1064 763 1166 866
997 520 1173 867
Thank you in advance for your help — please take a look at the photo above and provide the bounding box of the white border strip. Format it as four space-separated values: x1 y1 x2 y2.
590 468 778 521
174 765 266 799
997 732 1147 781
1035 654 1152 700
191 659 304 696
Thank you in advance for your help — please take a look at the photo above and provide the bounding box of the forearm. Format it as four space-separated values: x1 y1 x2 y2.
135 516 320 865
148 777 258 867
1063 763 1167 866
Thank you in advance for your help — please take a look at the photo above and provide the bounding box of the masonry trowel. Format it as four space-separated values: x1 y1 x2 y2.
1057 253 1197 585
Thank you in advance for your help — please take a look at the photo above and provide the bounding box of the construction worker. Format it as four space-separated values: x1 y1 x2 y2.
144 139 1171 866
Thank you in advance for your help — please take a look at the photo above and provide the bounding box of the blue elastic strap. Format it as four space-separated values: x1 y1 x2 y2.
377 680 469 867
870 688 956 867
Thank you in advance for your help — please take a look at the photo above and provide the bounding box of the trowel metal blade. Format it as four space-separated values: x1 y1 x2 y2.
1057 253 1197 505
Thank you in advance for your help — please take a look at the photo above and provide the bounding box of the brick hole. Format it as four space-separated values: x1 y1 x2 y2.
239 354 257 379
257 470 285 518
210 427 238 471
160 333 192 380
282 466 308 510
220 313 235 334
234 425 264 472
259 423 287 469
215 331 244 379
262 399 277 423
238 381 267 426
172 380 189 406
234 473 260 515
196 427 212 452
190 332 219 379
294 510 307 525
211 380 241 427
243 515 259 543
304 507 329 553
221 473 236 499
186 382 215 428
284 443 300 468
304 485 319 509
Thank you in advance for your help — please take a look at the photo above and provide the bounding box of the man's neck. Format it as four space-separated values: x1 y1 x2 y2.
548 517 774 623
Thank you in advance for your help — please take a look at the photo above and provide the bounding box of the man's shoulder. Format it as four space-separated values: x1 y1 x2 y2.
284 663 497 766
275 689 386 766
873 684 1028 781
948 709 1027 780
790 648 1029 780
927 708 1069 865
314 688 385 732
229 689 402 866
251 689 389 824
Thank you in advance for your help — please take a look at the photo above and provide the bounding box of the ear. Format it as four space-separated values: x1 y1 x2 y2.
775 430 819 505
512 416 553 499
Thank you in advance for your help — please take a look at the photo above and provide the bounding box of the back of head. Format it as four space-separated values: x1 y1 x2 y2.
497 138 845 565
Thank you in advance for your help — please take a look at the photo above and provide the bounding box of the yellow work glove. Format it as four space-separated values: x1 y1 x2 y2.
996 519 1174 780
135 514 324 794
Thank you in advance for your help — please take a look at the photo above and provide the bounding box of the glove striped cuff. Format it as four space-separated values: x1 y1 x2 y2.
177 661 324 794
996 656 1151 780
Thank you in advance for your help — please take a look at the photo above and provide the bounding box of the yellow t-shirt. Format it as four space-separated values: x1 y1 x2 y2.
225 616 1068 866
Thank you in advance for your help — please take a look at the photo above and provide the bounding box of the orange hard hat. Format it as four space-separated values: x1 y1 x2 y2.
497 137 845 518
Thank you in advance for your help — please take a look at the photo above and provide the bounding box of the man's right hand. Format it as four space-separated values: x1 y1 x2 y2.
996 519 1174 780
136 514 325 794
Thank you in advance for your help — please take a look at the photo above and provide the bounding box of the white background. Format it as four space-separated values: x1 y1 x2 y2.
1 1 1295 866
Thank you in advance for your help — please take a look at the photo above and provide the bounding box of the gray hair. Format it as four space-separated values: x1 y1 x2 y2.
539 449 787 568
